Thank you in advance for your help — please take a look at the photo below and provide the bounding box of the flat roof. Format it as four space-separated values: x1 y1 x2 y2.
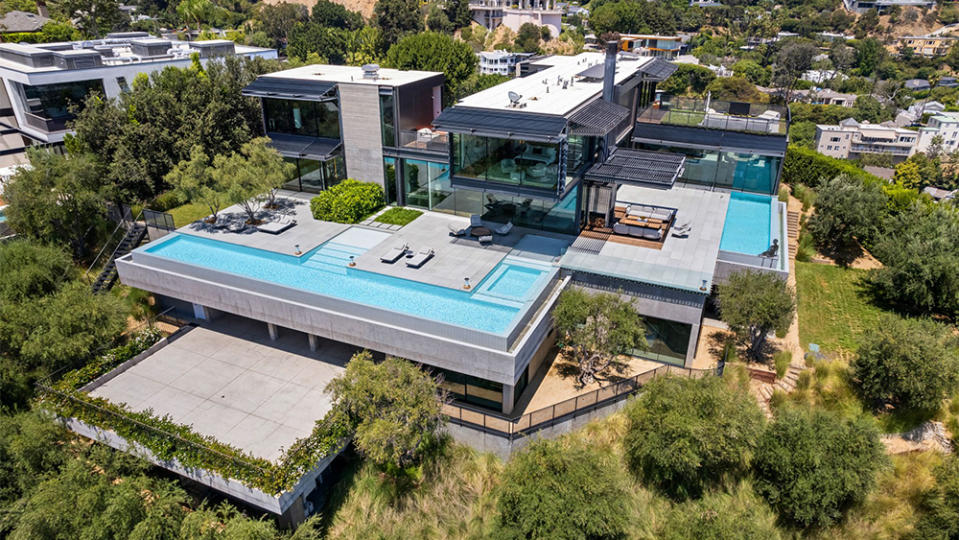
455 52 654 116
561 185 728 292
87 323 351 463
261 63 442 87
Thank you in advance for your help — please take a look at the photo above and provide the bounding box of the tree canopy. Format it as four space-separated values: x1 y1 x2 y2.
552 287 646 385
384 32 476 106
718 270 795 362
624 375 765 500
326 352 443 472
806 175 887 265
752 408 886 528
373 0 423 47
492 438 630 540
852 314 959 412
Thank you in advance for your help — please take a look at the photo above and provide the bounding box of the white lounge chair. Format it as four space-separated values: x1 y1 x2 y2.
256 215 297 234
494 221 513 235
478 235 493 245
470 215 483 228
671 222 691 238
448 223 467 237
406 248 434 268
380 243 409 263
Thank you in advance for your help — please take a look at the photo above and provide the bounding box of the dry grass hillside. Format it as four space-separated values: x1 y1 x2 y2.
262 0 377 18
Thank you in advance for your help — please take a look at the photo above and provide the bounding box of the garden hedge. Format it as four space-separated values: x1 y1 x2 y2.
782 145 884 188
310 179 384 223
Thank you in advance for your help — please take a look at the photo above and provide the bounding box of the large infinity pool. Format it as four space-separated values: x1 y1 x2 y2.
720 192 773 255
143 233 551 334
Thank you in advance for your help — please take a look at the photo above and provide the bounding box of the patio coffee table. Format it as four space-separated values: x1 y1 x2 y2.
471 226 491 237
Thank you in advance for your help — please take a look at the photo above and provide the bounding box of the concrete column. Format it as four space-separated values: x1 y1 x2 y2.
501 384 515 415
267 323 279 341
308 334 319 352
684 323 702 369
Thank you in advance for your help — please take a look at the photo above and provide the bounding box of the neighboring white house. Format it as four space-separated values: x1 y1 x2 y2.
802 69 847 84
478 50 535 76
469 0 562 38
915 111 959 154
815 118 918 162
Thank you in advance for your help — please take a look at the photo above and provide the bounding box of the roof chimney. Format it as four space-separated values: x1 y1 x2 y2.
603 40 617 103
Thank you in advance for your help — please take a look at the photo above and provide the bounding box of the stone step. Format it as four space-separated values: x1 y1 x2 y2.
760 385 774 400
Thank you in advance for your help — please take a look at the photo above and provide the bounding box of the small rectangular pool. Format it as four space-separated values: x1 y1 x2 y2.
142 233 552 335
720 192 773 255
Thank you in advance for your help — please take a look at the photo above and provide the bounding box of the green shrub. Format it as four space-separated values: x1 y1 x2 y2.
792 183 816 212
796 230 815 262
773 350 792 379
310 179 384 224
778 188 789 203
151 191 182 212
374 207 423 226
660 482 783 540
623 375 765 500
807 175 888 264
753 407 886 528
783 145 884 189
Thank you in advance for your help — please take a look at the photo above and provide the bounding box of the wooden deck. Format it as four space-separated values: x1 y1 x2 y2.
580 208 668 250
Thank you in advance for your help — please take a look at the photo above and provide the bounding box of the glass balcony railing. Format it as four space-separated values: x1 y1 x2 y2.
637 95 789 136
398 129 449 153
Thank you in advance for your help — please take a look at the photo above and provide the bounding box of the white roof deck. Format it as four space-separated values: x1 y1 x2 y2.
88 321 356 463
562 185 729 292
455 52 653 116
263 64 442 87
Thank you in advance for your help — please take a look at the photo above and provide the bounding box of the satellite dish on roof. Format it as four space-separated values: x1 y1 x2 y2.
508 91 522 106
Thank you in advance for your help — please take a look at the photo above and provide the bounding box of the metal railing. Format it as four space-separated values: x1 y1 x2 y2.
398 129 449 153
84 207 142 282
443 363 721 440
637 95 789 135
22 112 69 132
144 209 176 232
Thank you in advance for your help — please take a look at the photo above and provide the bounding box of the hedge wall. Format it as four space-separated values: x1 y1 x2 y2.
782 145 884 188
310 179 385 224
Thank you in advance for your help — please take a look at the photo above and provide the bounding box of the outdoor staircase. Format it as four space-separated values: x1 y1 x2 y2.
754 364 805 418
91 222 147 294
786 210 800 260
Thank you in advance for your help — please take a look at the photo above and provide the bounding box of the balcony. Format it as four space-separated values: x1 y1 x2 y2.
23 112 70 133
398 129 449 154
637 96 789 136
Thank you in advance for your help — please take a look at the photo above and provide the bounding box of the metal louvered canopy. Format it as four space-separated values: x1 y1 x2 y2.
638 58 678 81
266 133 341 160
569 99 631 136
632 123 788 157
585 148 685 188
242 76 337 101
432 106 567 142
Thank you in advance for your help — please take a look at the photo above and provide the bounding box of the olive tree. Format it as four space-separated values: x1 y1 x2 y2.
753 408 886 528
492 438 630 540
718 270 795 362
806 175 887 265
852 314 959 412
624 375 765 499
326 352 444 473
552 287 646 386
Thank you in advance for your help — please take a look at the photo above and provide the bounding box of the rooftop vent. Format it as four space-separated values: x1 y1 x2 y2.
362 64 380 80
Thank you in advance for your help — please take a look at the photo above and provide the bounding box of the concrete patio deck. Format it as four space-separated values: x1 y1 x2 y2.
87 318 360 463
352 211 575 290
174 190 350 255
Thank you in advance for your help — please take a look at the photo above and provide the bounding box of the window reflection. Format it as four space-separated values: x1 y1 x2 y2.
263 98 340 139
635 143 780 195
452 133 560 191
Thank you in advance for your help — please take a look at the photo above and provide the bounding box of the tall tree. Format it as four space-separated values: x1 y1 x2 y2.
552 287 646 385
312 0 364 29
806 175 887 265
444 0 471 29
326 352 444 473
373 0 423 47
385 32 476 106
772 40 817 104
54 0 126 38
209 138 295 224
250 1 309 49
2 150 107 260
163 145 225 223
718 270 795 361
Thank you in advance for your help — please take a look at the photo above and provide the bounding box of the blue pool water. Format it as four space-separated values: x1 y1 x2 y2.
480 264 546 301
143 233 550 334
0 209 6 223
720 192 773 255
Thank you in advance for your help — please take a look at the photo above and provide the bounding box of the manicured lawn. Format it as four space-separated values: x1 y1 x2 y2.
166 202 211 227
375 207 423 226
795 262 885 356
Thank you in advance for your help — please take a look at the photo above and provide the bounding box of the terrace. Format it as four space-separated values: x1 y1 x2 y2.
636 95 790 136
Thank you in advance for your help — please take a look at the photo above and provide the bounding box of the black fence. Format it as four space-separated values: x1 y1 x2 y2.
144 209 176 232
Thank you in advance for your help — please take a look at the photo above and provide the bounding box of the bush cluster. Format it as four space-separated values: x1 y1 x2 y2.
782 145 884 188
310 179 385 223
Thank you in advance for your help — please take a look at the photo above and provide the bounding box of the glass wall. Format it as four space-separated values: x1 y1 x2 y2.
379 92 396 147
628 316 691 366
430 184 580 235
432 366 528 411
401 158 450 209
383 157 398 204
282 153 346 193
635 143 781 195
452 133 561 192
22 79 104 120
263 98 340 139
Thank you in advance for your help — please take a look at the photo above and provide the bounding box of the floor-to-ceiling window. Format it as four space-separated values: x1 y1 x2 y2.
628 316 691 366
635 143 781 196
383 157 398 204
432 366 529 411
379 91 396 147
401 158 450 209
430 184 580 235
282 153 346 193
263 98 340 139
21 79 104 126
451 133 561 192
